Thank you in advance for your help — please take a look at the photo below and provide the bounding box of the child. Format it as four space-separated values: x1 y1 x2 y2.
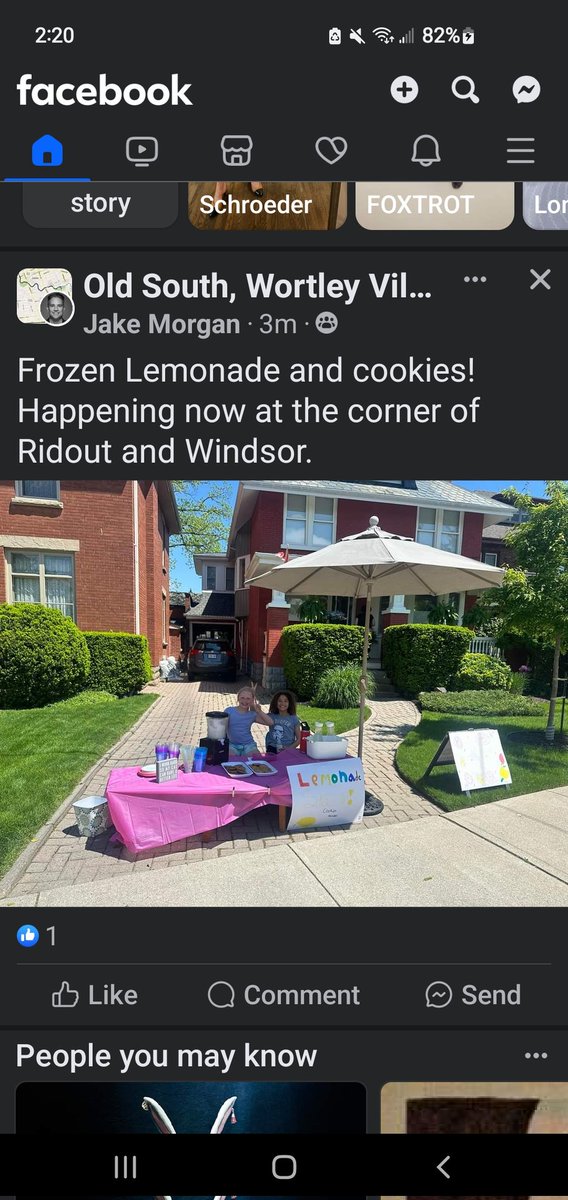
267 690 301 752
224 685 274 756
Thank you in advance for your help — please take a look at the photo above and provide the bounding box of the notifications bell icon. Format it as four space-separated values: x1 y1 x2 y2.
411 134 441 167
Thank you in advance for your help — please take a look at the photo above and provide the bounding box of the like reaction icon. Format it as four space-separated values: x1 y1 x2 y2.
52 981 80 1008
17 924 39 947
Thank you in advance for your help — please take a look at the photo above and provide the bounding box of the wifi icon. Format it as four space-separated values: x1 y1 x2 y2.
372 26 394 43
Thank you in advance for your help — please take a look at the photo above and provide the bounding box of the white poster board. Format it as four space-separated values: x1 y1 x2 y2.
287 758 365 831
448 729 512 792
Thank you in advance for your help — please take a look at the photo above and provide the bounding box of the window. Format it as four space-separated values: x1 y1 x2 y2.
284 493 336 548
15 480 59 501
484 551 498 566
162 590 167 647
206 565 216 589
417 507 461 554
9 551 75 618
225 566 235 591
237 556 250 589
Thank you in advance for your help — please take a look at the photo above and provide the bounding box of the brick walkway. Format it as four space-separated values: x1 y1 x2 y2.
3 681 437 900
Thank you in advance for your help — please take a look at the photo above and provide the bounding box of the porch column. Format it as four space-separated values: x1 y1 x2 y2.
382 594 410 627
263 592 290 690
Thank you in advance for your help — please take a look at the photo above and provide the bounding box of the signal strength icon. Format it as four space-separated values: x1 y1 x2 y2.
372 26 394 43
399 27 415 44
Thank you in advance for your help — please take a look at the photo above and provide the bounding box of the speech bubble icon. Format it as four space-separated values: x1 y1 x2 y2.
208 980 236 1009
425 980 453 1008
513 75 541 104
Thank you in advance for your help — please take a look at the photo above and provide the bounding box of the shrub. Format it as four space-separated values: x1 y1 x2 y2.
84 631 152 696
281 623 365 699
382 624 472 694
452 652 512 692
418 688 546 717
509 671 527 695
314 664 375 708
0 603 90 709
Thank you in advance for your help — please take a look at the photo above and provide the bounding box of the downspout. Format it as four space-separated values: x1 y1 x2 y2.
132 481 141 635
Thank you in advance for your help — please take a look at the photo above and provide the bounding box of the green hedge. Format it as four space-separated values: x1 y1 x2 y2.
0 603 90 709
314 664 375 708
281 623 365 699
452 652 513 692
84 631 152 696
419 689 546 717
382 623 472 694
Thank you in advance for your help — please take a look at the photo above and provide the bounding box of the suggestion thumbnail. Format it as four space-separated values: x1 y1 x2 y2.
188 182 347 230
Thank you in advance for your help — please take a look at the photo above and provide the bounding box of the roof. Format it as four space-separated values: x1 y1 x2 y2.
170 591 190 606
156 481 181 535
482 523 511 542
184 591 235 619
229 480 515 542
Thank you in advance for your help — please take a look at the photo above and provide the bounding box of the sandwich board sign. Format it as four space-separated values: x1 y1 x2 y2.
287 758 365 830
425 728 512 794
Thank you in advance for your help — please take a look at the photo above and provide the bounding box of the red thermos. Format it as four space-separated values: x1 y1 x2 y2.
299 723 311 753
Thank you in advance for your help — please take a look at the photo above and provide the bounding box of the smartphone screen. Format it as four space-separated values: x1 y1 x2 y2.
1 8 567 1200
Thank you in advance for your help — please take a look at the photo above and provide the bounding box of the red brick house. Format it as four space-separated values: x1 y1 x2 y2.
0 479 180 665
225 480 514 687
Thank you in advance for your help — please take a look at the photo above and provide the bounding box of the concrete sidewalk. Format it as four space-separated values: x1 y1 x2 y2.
3 786 568 908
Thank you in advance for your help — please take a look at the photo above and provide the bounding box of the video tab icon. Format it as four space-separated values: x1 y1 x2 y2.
126 136 158 167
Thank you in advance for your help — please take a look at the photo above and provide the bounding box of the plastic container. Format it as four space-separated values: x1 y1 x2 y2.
306 736 349 761
325 721 336 737
73 795 111 838
193 747 208 773
180 745 195 773
313 722 324 742
155 743 169 761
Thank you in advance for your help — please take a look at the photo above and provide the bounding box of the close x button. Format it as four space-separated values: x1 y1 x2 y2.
530 267 552 289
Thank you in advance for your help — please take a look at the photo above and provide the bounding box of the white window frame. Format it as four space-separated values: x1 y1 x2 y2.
236 554 250 590
14 480 61 505
415 507 464 554
162 588 168 648
6 548 75 619
282 492 337 551
483 551 498 566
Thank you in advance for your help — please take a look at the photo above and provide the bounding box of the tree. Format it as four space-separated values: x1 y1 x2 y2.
476 482 568 741
170 481 233 570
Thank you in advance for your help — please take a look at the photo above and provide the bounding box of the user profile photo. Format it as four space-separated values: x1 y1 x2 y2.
16 267 74 326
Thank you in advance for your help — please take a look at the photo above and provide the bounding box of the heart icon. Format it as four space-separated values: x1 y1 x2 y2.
315 136 348 165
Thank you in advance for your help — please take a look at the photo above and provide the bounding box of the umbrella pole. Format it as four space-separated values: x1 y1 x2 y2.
359 580 383 816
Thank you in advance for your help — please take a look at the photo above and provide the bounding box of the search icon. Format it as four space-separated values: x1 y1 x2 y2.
452 75 480 104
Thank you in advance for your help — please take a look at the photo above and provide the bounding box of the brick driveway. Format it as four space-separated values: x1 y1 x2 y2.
2 680 437 901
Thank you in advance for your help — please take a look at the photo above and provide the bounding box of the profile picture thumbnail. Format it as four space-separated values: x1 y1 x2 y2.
16 267 74 326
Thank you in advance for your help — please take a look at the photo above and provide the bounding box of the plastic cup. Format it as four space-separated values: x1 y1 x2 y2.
155 744 169 761
180 745 195 773
167 741 180 758
193 747 208 773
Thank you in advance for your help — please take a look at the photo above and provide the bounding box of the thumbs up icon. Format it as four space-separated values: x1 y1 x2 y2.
52 981 80 1008
16 923 39 947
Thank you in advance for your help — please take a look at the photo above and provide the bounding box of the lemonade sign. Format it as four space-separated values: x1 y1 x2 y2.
426 728 512 793
287 758 365 831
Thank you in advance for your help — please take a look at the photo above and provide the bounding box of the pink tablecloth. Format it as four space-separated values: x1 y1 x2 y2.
105 750 304 852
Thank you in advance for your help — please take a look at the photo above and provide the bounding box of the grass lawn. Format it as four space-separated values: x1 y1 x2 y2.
396 708 568 812
297 704 371 736
0 691 156 878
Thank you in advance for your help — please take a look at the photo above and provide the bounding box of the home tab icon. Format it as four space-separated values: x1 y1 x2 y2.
32 134 63 167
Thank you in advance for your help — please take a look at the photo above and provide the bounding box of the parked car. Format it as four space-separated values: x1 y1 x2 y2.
187 636 237 681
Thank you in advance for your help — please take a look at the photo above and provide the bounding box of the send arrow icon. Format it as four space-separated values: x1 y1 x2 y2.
437 1156 451 1179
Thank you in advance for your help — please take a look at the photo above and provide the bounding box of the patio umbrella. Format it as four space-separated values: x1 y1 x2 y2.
248 516 504 792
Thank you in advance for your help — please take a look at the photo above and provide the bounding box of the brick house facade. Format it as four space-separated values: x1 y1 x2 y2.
0 479 180 665
225 481 514 688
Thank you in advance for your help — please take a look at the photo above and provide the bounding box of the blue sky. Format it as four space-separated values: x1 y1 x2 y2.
171 480 549 592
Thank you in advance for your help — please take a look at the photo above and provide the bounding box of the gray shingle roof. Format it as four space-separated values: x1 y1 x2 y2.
242 480 514 514
184 591 235 618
